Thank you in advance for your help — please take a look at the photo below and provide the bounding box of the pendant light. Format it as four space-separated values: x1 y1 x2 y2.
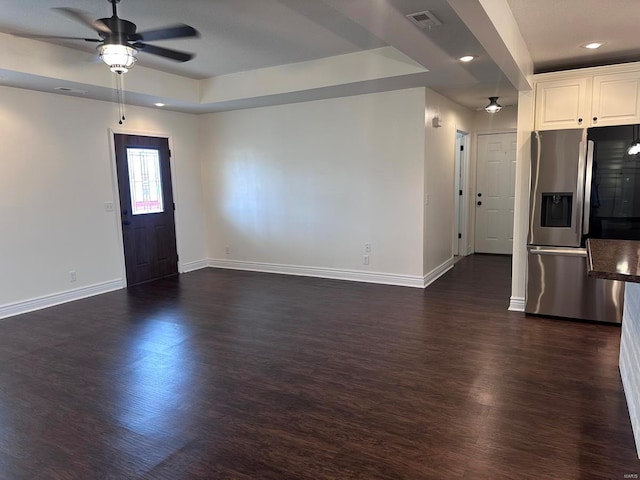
627 124 640 157
485 97 502 113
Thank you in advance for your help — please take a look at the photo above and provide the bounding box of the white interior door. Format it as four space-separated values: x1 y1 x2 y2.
474 133 517 254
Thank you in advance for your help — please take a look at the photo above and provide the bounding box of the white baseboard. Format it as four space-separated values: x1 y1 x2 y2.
0 257 456 320
509 296 525 311
207 259 425 288
0 279 124 320
180 259 208 273
423 257 455 288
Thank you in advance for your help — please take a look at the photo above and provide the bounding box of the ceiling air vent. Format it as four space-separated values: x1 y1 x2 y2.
406 10 442 29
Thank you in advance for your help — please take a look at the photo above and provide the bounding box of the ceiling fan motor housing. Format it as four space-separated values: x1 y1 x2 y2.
100 16 137 44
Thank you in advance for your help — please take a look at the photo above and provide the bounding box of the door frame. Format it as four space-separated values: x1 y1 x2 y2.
454 131 470 257
473 131 518 255
108 128 183 287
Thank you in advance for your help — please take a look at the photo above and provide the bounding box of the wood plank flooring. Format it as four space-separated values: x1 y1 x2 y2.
0 254 637 479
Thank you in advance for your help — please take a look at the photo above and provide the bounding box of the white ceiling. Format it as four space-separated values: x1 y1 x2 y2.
507 0 640 73
0 0 386 78
0 0 637 112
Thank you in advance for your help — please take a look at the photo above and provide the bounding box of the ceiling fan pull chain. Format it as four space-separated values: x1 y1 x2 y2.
116 73 125 125
120 74 126 123
117 75 122 124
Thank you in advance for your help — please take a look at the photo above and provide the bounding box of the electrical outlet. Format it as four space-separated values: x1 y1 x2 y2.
363 255 370 265
104 201 114 212
225 246 231 255
425 194 430 206
69 270 77 282
364 243 371 253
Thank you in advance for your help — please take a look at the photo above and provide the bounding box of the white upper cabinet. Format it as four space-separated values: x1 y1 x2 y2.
533 63 640 131
535 78 590 130
591 72 640 127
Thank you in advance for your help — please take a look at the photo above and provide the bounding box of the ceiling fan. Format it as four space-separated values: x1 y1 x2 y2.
16 0 199 74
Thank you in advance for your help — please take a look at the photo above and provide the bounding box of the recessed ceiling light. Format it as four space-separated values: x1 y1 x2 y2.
582 42 604 49
459 55 475 62
154 103 165 107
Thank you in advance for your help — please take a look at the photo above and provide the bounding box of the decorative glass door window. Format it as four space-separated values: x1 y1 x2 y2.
126 148 164 215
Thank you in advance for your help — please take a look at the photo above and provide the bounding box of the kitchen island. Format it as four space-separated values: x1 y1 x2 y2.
587 239 640 283
587 238 640 457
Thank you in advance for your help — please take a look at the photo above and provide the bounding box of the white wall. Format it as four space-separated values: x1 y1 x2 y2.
0 83 484 316
423 89 474 275
0 86 206 313
200 89 426 281
473 105 518 133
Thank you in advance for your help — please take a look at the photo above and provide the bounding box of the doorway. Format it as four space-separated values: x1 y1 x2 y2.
114 134 178 286
474 132 517 254
454 131 470 256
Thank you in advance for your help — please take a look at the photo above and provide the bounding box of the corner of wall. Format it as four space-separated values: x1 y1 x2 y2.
511 89 535 303
423 88 475 276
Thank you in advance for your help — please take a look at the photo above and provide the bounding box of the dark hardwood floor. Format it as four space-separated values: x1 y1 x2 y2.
0 254 637 479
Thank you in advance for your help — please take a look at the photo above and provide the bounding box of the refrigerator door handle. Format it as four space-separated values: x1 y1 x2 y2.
583 140 594 236
528 132 541 244
528 246 587 257
575 139 588 237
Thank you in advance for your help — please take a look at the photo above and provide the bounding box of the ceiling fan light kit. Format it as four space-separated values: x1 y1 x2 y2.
99 44 137 74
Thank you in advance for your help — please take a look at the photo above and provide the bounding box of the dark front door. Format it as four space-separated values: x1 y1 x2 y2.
114 134 178 286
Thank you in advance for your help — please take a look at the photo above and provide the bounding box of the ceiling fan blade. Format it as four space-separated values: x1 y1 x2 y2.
134 43 194 62
54 7 111 35
13 33 101 42
130 24 198 42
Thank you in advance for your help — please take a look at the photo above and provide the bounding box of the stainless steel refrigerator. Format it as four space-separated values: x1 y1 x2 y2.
526 129 624 323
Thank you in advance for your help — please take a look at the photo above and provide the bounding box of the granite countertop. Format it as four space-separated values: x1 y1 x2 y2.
587 238 640 283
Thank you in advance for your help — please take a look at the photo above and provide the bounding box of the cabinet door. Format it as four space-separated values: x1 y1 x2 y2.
535 78 590 130
591 72 640 127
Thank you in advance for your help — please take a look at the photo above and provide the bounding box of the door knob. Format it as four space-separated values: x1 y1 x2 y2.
477 193 482 197
123 220 131 226
477 201 482 206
